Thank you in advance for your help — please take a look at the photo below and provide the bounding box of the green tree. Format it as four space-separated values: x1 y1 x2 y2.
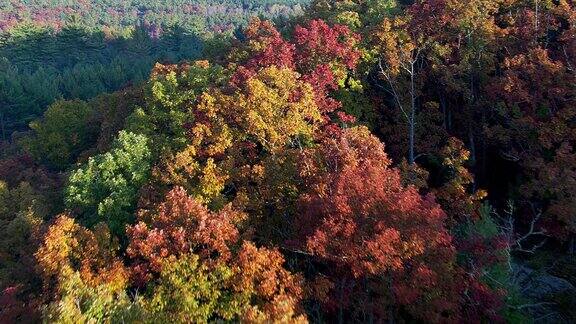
65 131 151 236
26 99 98 170
143 255 237 323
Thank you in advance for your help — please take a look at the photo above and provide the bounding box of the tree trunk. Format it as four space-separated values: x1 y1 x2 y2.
409 63 416 165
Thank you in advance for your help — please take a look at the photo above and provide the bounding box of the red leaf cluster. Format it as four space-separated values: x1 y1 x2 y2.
230 18 361 115
126 187 244 283
294 127 461 321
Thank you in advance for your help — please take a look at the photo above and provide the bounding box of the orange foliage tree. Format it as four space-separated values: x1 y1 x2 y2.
126 186 306 322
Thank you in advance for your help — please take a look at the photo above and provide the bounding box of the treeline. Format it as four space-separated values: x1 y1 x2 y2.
1 0 576 323
0 23 207 136
0 0 308 34
0 0 309 137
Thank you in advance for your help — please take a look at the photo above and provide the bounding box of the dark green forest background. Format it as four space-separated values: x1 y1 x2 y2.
0 0 309 137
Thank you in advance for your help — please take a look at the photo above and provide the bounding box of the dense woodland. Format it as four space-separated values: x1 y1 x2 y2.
0 0 308 136
1 0 576 323
0 0 307 33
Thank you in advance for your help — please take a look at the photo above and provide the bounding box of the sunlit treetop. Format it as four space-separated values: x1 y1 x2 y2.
295 126 461 321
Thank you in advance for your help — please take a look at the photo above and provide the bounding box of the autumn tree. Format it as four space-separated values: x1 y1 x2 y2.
523 143 576 238
41 271 141 323
229 18 296 72
294 126 460 322
35 216 128 292
372 14 428 164
422 0 504 168
434 138 487 225
35 215 136 322
126 187 306 322
126 186 244 281
293 19 361 115
486 12 576 241
36 189 307 322
151 65 321 210
126 61 226 155
139 243 307 323
126 60 324 243
229 18 361 121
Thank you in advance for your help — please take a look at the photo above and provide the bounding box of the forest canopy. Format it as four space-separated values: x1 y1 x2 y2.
1 0 576 323
0 0 309 34
0 0 309 137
